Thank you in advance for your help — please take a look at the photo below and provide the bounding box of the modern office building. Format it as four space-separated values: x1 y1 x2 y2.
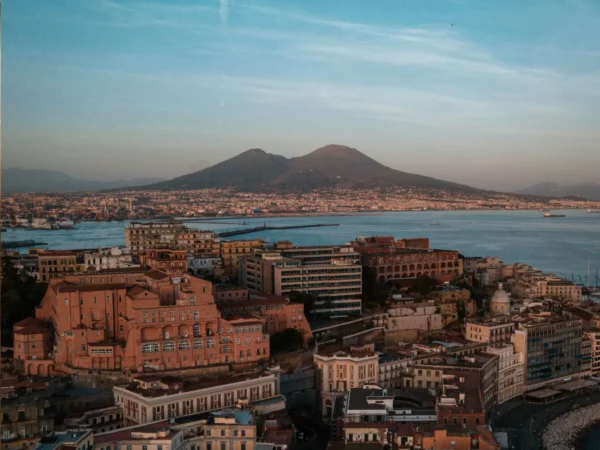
239 248 362 317
512 317 588 390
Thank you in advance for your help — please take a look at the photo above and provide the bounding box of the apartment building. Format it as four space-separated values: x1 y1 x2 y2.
486 344 524 404
585 329 600 375
0 397 55 450
220 240 263 279
125 222 219 257
514 267 582 301
38 251 87 282
94 424 184 450
187 409 256 450
465 318 515 344
18 270 269 375
140 249 188 272
84 247 135 271
113 371 280 425
512 317 588 391
33 430 93 450
313 347 378 419
240 249 362 318
64 405 123 434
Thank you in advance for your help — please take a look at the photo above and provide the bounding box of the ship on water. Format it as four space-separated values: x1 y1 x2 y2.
588 209 600 214
544 212 566 218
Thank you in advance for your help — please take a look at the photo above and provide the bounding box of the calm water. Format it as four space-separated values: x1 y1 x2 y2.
581 426 600 449
2 210 599 280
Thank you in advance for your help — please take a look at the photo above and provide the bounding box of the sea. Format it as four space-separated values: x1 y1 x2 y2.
2 209 599 280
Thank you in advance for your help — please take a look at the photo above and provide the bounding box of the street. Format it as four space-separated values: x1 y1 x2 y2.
493 390 600 449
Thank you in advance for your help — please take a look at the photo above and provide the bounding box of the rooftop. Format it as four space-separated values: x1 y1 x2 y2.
35 430 91 450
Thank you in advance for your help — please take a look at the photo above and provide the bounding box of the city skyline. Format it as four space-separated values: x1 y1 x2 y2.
4 0 600 190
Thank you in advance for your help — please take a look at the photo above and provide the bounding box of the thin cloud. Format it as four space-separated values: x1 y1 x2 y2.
220 0 229 25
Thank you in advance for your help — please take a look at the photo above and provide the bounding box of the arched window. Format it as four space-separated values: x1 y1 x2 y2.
193 324 200 337
194 339 203 349
142 343 158 353
207 338 215 348
163 342 175 352
179 341 190 350
222 346 231 353
193 310 199 320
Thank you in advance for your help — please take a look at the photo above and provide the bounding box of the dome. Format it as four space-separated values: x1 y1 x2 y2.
491 283 510 304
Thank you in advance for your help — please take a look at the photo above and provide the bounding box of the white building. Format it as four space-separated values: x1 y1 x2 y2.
486 344 524 404
187 255 223 275
84 247 137 271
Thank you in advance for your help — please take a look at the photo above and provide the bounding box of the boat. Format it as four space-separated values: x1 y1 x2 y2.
588 209 600 214
430 221 440 225
544 212 566 218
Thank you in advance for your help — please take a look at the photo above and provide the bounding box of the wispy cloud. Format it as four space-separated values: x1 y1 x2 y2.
220 0 230 25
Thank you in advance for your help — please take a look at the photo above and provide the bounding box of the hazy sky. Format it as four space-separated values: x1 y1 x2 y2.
4 0 600 190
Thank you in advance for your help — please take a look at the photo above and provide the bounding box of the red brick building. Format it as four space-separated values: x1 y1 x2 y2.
140 249 187 272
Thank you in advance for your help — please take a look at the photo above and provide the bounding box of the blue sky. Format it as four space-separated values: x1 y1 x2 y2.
3 0 600 190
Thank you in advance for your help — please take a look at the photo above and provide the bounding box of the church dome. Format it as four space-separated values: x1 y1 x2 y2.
491 283 510 305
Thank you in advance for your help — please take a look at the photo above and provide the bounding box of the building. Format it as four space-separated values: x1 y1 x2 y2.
418 426 500 450
313 347 378 419
514 267 582 301
84 247 135 271
465 318 515 344
338 385 436 424
585 329 600 375
113 371 280 425
386 303 444 334
354 236 463 283
512 316 588 391
216 292 312 338
13 318 54 376
33 430 93 450
140 249 188 272
125 222 219 258
186 409 256 450
240 249 362 318
464 257 506 287
187 255 223 276
489 284 511 315
38 251 86 282
271 242 360 265
486 344 524 404
377 352 412 389
19 270 269 375
64 405 123 434
1 397 55 450
220 240 263 279
95 425 183 450
413 352 498 425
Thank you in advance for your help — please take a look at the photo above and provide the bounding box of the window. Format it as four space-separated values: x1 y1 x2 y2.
207 444 212 450
193 310 199 319
142 343 159 353
241 444 246 450
221 430 225 436
220 443 226 450
163 342 175 352
207 338 215 348
158 446 162 450
179 341 190 350
241 430 246 437
142 446 147 450
194 339 203 349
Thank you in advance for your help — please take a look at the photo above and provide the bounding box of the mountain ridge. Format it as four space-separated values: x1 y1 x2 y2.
143 144 481 193
1 167 164 194
516 182 600 201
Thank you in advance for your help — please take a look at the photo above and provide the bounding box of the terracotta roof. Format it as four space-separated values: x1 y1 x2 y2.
145 270 170 280
96 268 144 274
127 285 154 298
94 421 172 444
14 317 50 335
56 283 128 293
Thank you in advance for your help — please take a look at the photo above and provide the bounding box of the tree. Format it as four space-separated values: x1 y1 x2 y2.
270 328 305 354
288 291 316 315
1 257 48 346
408 275 437 295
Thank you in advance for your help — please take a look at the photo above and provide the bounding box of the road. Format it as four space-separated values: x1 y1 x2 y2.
290 409 329 450
493 390 600 449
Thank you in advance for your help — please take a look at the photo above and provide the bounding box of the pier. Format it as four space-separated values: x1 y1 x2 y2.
1 240 48 249
216 223 339 238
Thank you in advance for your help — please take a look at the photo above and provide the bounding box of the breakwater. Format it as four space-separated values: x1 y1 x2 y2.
542 403 600 450
2 240 48 249
216 223 339 238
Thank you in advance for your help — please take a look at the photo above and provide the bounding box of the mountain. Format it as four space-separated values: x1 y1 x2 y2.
516 182 600 201
1 168 164 193
144 144 479 193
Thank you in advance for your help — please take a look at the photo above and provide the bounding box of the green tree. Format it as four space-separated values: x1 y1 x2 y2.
288 291 316 315
408 275 438 295
270 328 305 354
1 257 48 346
